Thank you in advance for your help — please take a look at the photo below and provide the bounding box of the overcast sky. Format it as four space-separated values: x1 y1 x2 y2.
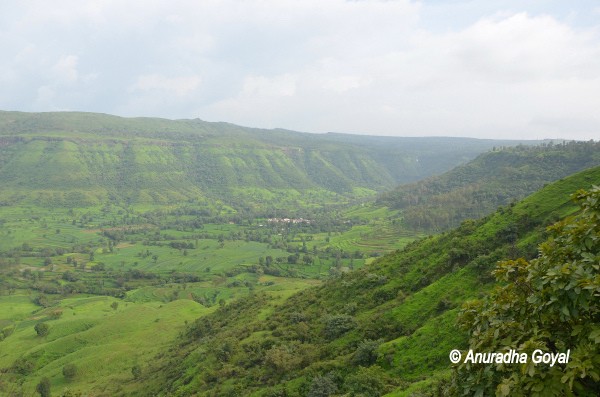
1 1 599 140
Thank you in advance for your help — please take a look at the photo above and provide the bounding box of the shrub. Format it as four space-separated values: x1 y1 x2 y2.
352 339 381 366
308 374 338 397
323 314 355 340
63 363 78 380
34 322 49 337
345 365 393 396
265 344 301 374
36 377 51 397
131 364 142 379
13 357 35 375
456 187 600 395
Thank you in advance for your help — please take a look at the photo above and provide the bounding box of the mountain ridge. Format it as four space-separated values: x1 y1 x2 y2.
378 140 600 231
0 110 534 207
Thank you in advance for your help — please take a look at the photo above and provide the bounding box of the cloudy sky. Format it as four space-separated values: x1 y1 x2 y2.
1 1 599 140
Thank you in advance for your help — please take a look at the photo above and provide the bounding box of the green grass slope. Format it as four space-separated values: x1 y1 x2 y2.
0 111 532 207
378 141 600 232
0 294 208 396
130 167 600 396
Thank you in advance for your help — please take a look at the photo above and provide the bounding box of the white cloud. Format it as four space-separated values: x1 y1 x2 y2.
53 55 79 83
242 74 296 97
219 11 600 139
131 74 202 97
36 86 56 104
322 75 370 93
0 1 599 139
448 13 600 82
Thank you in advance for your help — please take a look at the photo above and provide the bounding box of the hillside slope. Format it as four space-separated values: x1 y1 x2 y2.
378 141 600 231
129 167 600 396
0 111 530 207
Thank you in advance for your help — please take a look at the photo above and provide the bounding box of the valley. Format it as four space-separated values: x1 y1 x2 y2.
0 112 598 396
0 192 406 395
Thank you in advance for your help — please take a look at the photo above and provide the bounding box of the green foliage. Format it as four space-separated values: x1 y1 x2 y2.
36 377 51 397
323 314 356 340
34 294 51 308
379 141 600 232
127 168 600 397
308 374 338 397
352 339 382 366
131 364 142 380
63 363 78 380
0 112 597 397
345 365 394 396
60 389 83 397
456 186 600 396
34 322 49 337
265 344 303 374
13 357 35 375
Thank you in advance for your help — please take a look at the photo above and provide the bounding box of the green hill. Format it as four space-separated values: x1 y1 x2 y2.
128 167 600 396
378 141 600 231
0 111 530 208
1 110 597 396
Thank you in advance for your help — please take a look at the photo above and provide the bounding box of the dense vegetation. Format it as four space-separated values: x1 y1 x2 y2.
127 167 600 396
455 186 600 396
378 141 600 232
1 111 598 396
0 111 528 208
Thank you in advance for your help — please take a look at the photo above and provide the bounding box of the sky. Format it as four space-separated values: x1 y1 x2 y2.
1 1 599 140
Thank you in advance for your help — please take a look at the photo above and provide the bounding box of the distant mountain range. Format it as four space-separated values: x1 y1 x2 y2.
0 110 531 207
377 141 600 231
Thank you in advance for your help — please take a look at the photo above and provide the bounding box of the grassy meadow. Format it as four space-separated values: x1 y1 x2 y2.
0 196 418 396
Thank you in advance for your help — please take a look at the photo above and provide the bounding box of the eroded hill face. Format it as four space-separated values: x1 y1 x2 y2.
0 111 527 207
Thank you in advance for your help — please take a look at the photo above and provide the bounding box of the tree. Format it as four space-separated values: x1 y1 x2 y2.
352 339 381 366
265 344 301 374
13 357 35 375
307 374 338 397
49 309 63 319
456 186 600 396
36 377 51 397
33 294 50 307
323 314 355 340
63 363 78 380
62 271 78 282
34 322 49 337
345 365 393 396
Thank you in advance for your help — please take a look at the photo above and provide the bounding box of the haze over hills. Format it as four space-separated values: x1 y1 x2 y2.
378 140 600 231
0 110 533 207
